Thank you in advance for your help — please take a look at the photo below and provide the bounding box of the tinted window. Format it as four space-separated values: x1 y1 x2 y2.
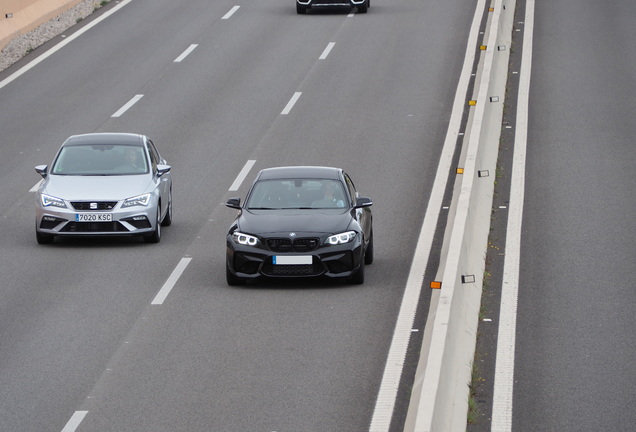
51 144 149 175
246 179 347 209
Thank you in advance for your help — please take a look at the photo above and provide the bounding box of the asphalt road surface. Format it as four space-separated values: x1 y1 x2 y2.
0 0 479 431
472 0 636 431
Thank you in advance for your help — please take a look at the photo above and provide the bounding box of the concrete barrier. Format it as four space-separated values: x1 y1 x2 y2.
403 1 515 431
0 0 83 51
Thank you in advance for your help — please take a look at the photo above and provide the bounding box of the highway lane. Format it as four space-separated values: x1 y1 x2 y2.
0 0 479 430
481 0 636 430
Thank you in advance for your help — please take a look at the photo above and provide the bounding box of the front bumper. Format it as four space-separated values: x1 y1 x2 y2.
296 0 366 7
226 236 363 280
35 199 157 237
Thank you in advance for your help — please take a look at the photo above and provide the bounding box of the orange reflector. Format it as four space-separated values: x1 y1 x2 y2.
457 168 464 174
489 7 494 11
430 281 442 289
469 100 476 106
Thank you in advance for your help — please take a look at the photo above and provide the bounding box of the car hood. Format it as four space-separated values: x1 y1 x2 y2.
238 209 353 236
43 174 153 201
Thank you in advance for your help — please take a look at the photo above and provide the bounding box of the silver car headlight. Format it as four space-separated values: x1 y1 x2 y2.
326 231 356 245
122 193 151 208
41 193 67 208
232 232 259 246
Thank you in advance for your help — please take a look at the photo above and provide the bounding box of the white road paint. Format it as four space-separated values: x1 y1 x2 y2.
151 258 192 305
222 6 240 19
281 92 302 115
174 44 198 62
319 42 336 60
368 0 487 430
0 0 133 90
491 0 534 430
30 179 42 192
111 94 143 118
60 411 88 432
229 160 257 191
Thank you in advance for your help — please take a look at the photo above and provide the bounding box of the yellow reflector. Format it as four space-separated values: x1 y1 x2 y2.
480 45 487 50
489 7 494 11
469 100 476 106
431 281 442 289
457 168 464 174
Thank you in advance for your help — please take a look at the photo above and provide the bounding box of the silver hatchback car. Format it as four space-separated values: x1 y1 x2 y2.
35 133 172 244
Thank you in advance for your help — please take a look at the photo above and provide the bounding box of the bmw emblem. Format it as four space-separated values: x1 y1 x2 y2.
289 232 297 238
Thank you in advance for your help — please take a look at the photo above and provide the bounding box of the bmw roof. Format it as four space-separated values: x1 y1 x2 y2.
256 166 342 180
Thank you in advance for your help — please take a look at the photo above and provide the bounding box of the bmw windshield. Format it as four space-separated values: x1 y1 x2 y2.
246 179 349 210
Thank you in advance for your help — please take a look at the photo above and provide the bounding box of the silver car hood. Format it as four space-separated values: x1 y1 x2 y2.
43 174 154 201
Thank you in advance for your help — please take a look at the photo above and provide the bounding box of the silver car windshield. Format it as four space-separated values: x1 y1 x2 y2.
51 144 149 175
247 179 348 209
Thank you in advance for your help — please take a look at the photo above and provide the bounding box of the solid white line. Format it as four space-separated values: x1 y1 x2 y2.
319 42 335 60
61 411 88 432
111 94 143 117
151 258 192 305
174 44 198 62
222 6 240 19
229 159 257 191
30 179 42 192
491 0 534 431
281 92 302 115
0 0 133 91
367 0 486 430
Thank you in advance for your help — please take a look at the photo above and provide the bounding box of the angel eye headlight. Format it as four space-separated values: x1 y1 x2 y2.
326 231 356 245
232 232 259 246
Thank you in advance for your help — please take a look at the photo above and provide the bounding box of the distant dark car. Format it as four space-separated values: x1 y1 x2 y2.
296 0 369 14
225 166 373 285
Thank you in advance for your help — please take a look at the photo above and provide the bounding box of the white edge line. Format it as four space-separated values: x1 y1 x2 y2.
174 44 198 62
111 94 143 118
319 42 336 60
281 92 302 115
30 179 42 192
367 0 485 430
222 5 240 19
229 160 257 191
61 411 88 432
491 0 534 430
0 0 133 91
151 257 192 305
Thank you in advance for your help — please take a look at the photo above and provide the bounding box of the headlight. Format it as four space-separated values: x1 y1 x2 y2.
326 231 356 245
122 193 151 208
41 194 66 208
232 232 259 246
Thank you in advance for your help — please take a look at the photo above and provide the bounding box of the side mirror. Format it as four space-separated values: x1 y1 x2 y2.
353 196 372 209
35 165 48 179
226 197 241 209
157 164 171 177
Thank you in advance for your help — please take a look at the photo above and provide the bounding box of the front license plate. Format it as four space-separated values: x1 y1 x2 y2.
76 213 113 222
273 255 312 265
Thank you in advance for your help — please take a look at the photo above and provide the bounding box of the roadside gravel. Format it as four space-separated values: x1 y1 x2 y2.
0 0 110 72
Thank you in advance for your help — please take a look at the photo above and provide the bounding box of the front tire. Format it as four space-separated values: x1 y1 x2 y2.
357 0 368 13
144 207 161 243
348 257 365 285
364 230 374 265
296 3 307 14
161 188 172 227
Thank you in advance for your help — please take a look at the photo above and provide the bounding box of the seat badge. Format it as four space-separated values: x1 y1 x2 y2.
90 203 98 210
